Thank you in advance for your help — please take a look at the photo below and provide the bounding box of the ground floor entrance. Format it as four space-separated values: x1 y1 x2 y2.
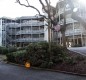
58 35 86 47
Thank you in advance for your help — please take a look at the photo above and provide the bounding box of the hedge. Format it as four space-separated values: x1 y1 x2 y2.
6 42 67 68
0 47 8 54
6 50 27 64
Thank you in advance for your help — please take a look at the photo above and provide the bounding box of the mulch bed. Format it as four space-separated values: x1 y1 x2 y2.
52 50 86 74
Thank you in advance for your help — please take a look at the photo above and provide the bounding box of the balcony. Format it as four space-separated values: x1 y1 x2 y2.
16 30 44 35
7 31 16 35
65 29 83 36
6 34 12 40
59 18 77 25
13 38 44 42
57 8 72 16
5 22 45 28
6 23 20 28
18 22 44 27
66 18 77 24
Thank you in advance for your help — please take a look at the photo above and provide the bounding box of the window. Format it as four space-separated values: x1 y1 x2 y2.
32 34 39 38
32 26 39 30
40 34 44 38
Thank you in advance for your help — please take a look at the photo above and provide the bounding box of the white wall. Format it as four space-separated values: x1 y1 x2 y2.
44 20 48 42
0 19 2 46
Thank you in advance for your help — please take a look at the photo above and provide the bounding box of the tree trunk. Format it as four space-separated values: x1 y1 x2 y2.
61 0 66 47
48 21 51 51
61 30 66 47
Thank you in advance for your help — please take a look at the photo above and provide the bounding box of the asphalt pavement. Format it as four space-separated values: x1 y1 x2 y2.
68 47 86 56
0 62 86 80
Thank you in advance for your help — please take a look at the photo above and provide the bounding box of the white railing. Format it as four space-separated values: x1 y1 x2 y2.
18 22 44 26
7 22 44 28
65 29 84 36
14 38 44 42
59 18 77 25
16 30 44 35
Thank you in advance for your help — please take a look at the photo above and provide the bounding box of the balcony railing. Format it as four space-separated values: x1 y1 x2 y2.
13 38 44 42
57 8 71 15
16 30 44 35
58 29 85 37
59 18 77 25
7 22 44 28
7 23 19 28
65 29 83 36
7 31 16 35
6 34 11 40
18 22 44 27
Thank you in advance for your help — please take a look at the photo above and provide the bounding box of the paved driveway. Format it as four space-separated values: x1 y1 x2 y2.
0 62 86 80
68 47 86 56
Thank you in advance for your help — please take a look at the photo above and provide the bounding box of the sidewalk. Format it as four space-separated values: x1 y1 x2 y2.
68 47 86 56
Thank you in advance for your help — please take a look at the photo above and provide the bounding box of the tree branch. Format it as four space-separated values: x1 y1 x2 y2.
26 0 29 5
16 0 41 15
45 0 51 19
16 0 54 29
45 0 49 6
39 0 47 13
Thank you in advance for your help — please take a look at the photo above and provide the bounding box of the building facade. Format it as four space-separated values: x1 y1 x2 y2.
56 0 86 47
0 16 48 47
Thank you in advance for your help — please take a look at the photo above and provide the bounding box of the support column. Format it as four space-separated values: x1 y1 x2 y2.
60 32 61 45
85 37 86 46
15 20 16 47
58 2 61 45
81 32 83 46
83 36 85 46
77 37 78 44
11 20 12 47
20 19 21 47
73 21 75 46
39 24 40 40
80 23 83 46
31 19 33 42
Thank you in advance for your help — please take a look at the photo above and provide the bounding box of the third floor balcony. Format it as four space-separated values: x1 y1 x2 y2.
65 29 85 36
18 22 44 27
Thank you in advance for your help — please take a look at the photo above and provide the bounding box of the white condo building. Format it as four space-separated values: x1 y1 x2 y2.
0 15 48 47
56 0 86 47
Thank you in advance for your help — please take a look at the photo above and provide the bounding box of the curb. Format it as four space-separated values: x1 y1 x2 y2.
6 61 86 77
71 50 86 56
30 67 86 77
6 62 24 67
68 49 86 56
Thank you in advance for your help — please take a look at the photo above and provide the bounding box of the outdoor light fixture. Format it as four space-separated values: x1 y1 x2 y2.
73 8 78 12
25 61 30 68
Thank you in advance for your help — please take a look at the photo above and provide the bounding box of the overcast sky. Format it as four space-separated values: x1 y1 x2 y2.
0 0 58 18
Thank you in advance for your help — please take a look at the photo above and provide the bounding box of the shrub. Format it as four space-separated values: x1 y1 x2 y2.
65 57 77 65
39 61 54 68
6 42 67 68
6 50 27 64
75 56 85 61
0 46 17 55
26 42 67 68
8 47 17 53
0 47 8 55
17 47 27 51
39 61 48 68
